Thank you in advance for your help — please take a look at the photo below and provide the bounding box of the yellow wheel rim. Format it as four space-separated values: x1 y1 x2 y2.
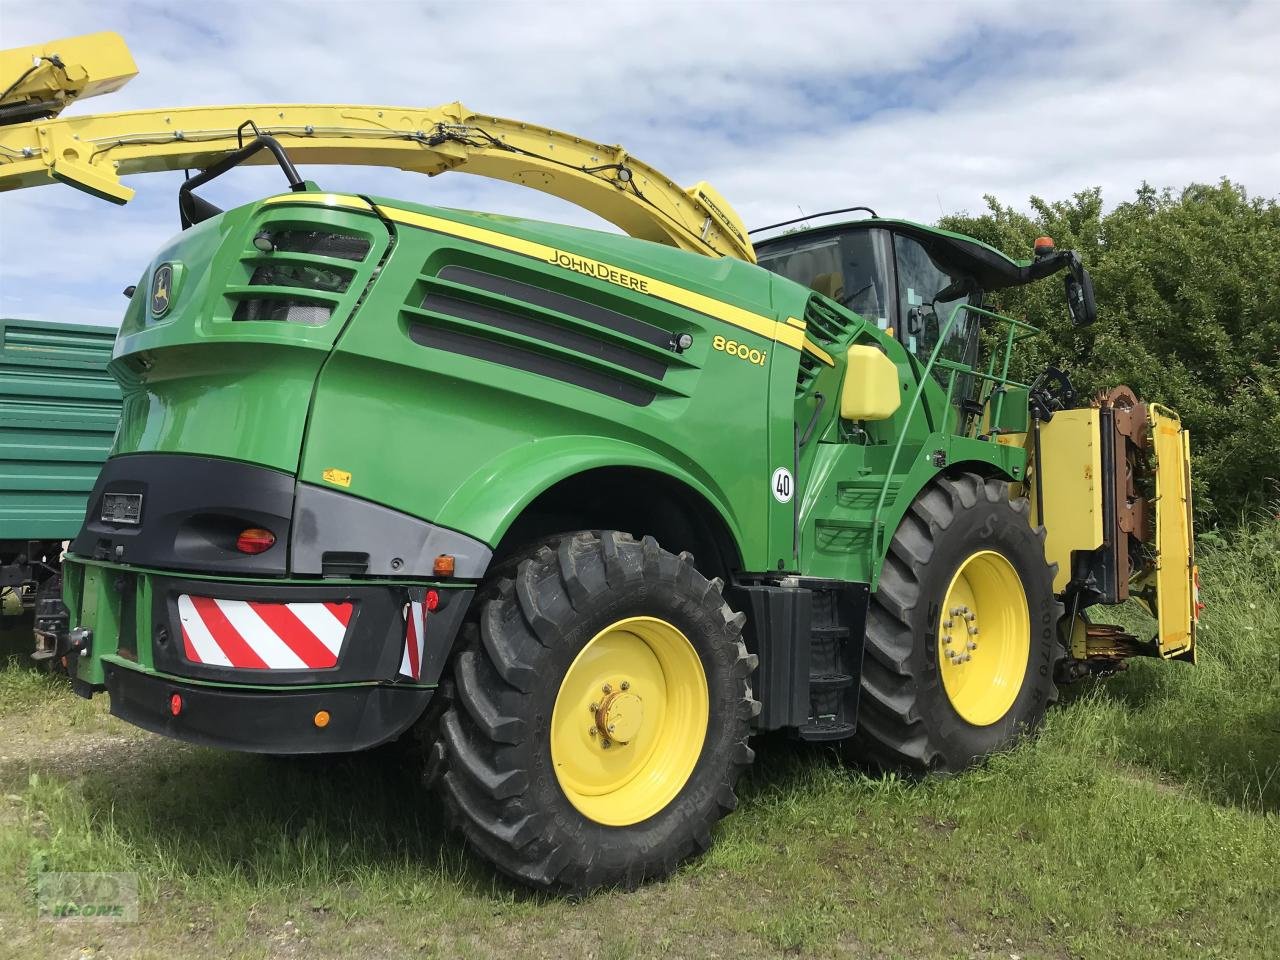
550 616 709 827
936 550 1031 726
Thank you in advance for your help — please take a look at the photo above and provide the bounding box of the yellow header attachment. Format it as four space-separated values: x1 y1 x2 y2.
0 31 137 124
0 35 754 261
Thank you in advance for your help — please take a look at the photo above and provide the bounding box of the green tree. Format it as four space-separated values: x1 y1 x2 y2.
941 180 1280 525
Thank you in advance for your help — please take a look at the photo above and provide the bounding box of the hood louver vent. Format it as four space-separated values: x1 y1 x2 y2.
803 297 852 346
272 230 371 261
248 262 355 294
233 298 333 326
228 227 373 326
401 261 696 408
796 296 855 397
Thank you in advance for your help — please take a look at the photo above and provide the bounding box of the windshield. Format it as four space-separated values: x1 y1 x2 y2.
756 228 894 331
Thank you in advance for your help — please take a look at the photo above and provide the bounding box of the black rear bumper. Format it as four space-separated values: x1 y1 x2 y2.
74 453 493 579
103 661 434 754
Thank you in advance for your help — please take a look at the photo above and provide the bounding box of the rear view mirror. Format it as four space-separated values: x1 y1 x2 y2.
1065 259 1097 326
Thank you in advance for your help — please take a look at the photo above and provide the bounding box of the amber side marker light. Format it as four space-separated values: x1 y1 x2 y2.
313 710 330 729
236 528 276 554
433 554 455 577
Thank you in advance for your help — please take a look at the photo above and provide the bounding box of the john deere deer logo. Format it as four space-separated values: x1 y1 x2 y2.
150 263 174 317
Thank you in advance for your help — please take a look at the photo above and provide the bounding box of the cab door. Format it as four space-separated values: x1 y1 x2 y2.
889 232 979 374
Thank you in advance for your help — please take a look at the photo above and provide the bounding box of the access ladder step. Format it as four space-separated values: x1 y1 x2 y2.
797 719 857 742
810 625 850 640
808 672 854 692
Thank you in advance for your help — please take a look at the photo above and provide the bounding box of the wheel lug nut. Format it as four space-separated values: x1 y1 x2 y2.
602 683 612 694
589 702 599 712
967 641 977 651
620 681 630 691
589 726 597 737
601 739 611 749
969 626 979 635
608 724 616 733
944 634 953 645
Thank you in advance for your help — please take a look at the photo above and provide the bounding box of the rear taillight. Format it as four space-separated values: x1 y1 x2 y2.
236 528 276 555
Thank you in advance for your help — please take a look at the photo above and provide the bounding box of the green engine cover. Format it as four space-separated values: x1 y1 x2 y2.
103 189 1026 584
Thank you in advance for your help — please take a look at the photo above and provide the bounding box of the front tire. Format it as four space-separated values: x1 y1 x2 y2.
428 531 758 894
847 472 1063 773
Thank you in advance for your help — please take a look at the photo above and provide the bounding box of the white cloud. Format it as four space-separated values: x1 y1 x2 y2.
1 0 1277 325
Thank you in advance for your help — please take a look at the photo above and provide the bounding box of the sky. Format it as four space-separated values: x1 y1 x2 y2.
2 0 1279 326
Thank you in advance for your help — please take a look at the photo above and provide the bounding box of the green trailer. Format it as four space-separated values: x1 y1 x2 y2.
0 318 120 651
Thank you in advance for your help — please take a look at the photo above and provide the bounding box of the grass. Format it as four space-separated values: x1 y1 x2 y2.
1 520 1277 959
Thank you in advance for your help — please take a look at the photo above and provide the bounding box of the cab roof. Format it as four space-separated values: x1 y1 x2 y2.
754 217 1058 292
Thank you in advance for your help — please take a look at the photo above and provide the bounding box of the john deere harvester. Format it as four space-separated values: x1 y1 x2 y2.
1 33 1197 892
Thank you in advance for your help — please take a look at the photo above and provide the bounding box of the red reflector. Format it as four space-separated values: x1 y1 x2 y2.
169 693 183 716
425 589 440 612
236 527 276 554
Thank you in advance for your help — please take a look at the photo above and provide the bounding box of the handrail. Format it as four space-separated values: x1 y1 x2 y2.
870 303 1036 561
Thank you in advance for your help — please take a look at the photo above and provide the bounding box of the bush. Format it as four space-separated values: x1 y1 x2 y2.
940 180 1280 526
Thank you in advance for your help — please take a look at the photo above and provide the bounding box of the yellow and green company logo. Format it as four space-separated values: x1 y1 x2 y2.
150 263 174 318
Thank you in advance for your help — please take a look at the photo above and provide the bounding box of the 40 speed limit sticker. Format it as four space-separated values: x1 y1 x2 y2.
771 467 794 503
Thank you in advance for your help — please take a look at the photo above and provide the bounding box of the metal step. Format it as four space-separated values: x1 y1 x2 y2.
797 718 856 742
808 672 854 692
810 625 849 640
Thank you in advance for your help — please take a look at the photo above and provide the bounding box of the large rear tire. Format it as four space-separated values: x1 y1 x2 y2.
427 531 758 894
847 472 1063 773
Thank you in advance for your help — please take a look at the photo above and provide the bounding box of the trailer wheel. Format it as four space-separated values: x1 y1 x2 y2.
427 531 757 893
847 473 1063 773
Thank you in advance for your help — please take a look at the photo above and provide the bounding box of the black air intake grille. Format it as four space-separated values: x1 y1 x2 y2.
401 262 693 408
804 297 854 346
796 296 857 396
233 298 333 326
230 226 375 325
795 355 822 397
272 230 371 261
249 262 355 294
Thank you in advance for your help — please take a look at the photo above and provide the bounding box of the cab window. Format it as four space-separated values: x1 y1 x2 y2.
892 234 977 370
756 228 894 331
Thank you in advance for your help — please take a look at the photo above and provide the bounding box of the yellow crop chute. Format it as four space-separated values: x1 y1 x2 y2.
0 32 755 262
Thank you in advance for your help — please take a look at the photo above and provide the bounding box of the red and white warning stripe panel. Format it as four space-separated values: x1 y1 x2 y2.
178 595 353 670
400 598 426 681
399 590 440 682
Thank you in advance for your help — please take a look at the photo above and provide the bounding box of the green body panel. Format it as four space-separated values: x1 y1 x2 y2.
0 317 120 541
788 312 1027 584
110 205 390 472
101 188 1023 596
296 198 807 571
